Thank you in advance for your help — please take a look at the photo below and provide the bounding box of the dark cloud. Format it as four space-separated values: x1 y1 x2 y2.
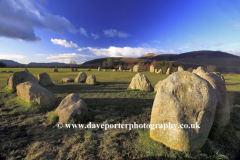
0 0 77 41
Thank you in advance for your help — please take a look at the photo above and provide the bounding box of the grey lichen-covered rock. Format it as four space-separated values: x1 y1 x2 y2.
74 71 87 83
129 69 133 72
154 80 162 91
75 68 78 71
87 68 91 71
133 65 139 72
119 66 123 71
150 65 155 73
62 78 74 83
166 68 171 74
157 69 163 74
38 72 53 86
113 69 116 72
70 68 74 72
150 71 217 152
129 73 154 91
86 75 96 84
55 93 89 123
16 81 55 107
53 67 58 72
7 71 39 90
178 66 184 71
193 67 230 128
98 67 101 71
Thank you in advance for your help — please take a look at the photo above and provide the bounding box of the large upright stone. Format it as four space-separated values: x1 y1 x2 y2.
166 68 171 74
154 80 162 91
150 71 217 152
98 67 101 71
155 69 158 73
70 68 74 72
129 73 154 91
157 69 163 74
75 68 78 71
133 65 139 72
86 75 96 84
119 66 123 71
38 72 53 86
150 65 155 73
55 93 89 123
178 66 184 71
7 71 39 90
193 67 230 128
53 67 58 72
87 68 91 71
74 72 87 83
129 69 133 72
16 81 55 107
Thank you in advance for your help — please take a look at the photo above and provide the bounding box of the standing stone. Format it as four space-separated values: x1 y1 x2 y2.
119 66 123 71
129 73 154 91
157 69 163 74
87 68 91 71
62 78 74 83
38 72 53 86
166 68 171 74
129 69 133 72
113 69 116 72
55 93 89 123
193 67 230 128
178 66 184 71
7 71 39 90
74 71 87 83
16 81 55 107
150 65 155 73
103 69 106 71
150 71 217 152
98 67 101 71
154 80 162 91
53 67 58 72
70 68 74 72
75 68 78 71
155 69 158 73
23 68 29 72
86 75 96 84
133 65 139 72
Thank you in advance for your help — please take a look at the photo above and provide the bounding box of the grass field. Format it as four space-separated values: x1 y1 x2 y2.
0 68 240 159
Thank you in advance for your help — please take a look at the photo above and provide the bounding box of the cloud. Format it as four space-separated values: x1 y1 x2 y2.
151 40 161 44
103 29 130 38
91 32 99 40
77 48 86 51
51 39 78 48
0 54 25 59
36 54 46 56
213 42 223 46
86 46 176 57
79 27 89 37
46 53 93 63
0 0 77 41
222 49 240 56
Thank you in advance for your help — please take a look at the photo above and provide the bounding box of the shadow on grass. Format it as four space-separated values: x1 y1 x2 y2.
228 91 240 105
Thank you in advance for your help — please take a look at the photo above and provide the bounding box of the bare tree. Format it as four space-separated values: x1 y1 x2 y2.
207 65 217 72
69 60 77 67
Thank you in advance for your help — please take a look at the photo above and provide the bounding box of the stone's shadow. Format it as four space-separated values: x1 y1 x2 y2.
225 83 240 85
227 91 240 105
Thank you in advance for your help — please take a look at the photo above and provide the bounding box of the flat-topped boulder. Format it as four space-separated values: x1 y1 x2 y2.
129 73 154 91
133 65 139 72
16 81 55 107
38 72 53 86
113 69 116 72
150 65 155 73
74 71 87 83
62 78 74 83
119 66 123 71
157 69 163 74
103 69 106 71
193 67 230 128
7 71 39 90
150 71 217 152
55 93 89 123
86 75 96 84
87 68 91 71
129 69 133 72
53 67 58 72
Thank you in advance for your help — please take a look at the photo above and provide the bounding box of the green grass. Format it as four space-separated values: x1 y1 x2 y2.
0 68 240 159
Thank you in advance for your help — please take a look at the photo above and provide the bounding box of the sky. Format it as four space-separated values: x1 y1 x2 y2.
1 0 240 64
